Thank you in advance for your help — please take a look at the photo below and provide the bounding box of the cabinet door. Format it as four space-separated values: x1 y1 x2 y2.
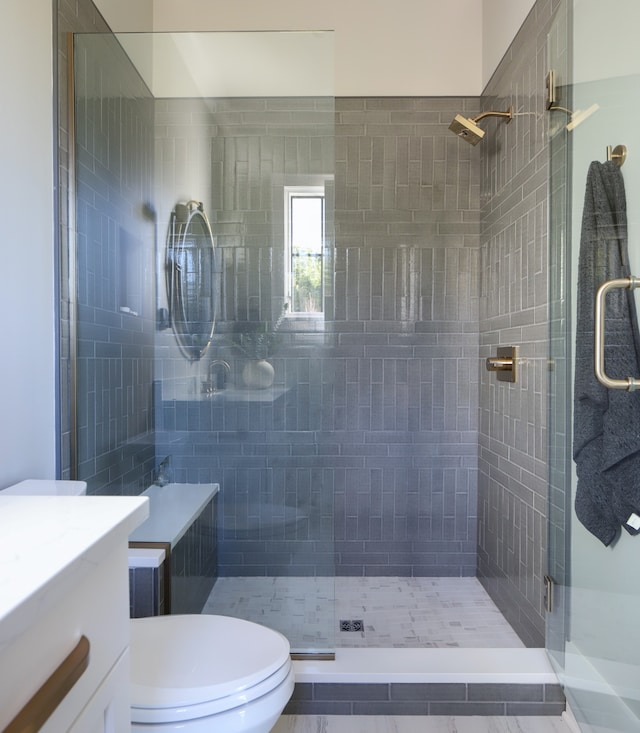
68 652 131 733
2 544 131 732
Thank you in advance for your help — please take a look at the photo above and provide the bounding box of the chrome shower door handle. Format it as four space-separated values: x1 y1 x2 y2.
594 276 640 390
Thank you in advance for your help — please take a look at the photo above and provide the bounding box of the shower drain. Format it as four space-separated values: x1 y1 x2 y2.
340 619 364 632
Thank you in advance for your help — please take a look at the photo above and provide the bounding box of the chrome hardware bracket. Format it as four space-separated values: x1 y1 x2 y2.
544 575 554 614
594 276 640 390
606 144 627 167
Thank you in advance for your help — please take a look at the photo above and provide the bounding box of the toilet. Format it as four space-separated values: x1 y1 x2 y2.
2 479 294 732
129 614 294 732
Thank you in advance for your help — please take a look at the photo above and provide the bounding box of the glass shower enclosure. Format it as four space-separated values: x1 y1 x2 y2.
547 1 640 729
71 29 336 655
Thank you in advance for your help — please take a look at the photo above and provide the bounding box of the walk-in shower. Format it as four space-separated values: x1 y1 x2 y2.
57 0 640 723
69 26 534 663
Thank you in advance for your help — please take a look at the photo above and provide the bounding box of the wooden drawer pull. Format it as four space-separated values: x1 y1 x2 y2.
2 636 90 733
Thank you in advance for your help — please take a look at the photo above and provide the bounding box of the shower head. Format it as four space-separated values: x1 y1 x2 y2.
546 71 599 132
566 103 599 131
448 106 514 145
449 114 485 145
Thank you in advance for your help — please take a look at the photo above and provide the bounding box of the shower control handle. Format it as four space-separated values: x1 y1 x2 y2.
486 357 513 371
486 346 518 383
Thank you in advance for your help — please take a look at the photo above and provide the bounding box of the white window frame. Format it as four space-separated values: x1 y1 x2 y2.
284 184 325 317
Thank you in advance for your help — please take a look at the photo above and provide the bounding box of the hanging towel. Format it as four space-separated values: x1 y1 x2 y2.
573 160 640 545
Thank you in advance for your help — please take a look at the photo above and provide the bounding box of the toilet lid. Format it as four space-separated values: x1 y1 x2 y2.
130 615 291 709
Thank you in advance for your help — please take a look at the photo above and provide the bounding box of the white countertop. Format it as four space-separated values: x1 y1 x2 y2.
129 483 219 547
0 495 148 649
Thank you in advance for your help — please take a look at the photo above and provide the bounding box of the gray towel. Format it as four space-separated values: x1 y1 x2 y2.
573 160 640 545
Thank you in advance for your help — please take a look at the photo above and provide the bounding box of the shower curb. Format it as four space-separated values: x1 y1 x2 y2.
284 681 565 716
286 648 565 716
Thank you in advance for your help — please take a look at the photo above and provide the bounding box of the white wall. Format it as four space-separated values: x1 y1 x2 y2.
0 0 56 488
116 31 334 98
100 0 483 96
573 0 640 84
96 0 538 96
93 0 153 31
150 0 483 96
482 0 536 88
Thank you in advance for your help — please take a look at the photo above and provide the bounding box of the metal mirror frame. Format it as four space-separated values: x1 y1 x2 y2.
166 200 217 361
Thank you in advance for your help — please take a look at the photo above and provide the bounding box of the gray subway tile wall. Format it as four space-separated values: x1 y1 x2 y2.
57 0 112 480
129 565 164 618
56 0 558 648
155 96 482 578
170 494 219 614
477 0 561 646
285 682 565 716
72 33 156 496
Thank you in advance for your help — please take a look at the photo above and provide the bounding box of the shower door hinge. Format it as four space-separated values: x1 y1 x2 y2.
544 575 554 613
546 70 557 109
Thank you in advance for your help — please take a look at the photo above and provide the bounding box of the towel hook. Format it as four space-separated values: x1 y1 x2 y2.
606 144 627 167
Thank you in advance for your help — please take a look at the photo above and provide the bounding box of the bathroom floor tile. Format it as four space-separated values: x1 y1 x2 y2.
272 715 571 733
202 577 524 652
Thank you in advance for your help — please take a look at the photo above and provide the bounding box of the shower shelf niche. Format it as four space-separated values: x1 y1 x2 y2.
158 379 289 403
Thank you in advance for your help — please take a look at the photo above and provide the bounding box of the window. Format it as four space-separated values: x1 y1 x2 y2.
284 186 325 315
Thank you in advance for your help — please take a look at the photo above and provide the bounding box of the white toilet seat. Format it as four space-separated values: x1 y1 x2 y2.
130 614 293 725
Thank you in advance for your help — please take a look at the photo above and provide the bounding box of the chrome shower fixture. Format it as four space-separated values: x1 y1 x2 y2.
448 106 513 145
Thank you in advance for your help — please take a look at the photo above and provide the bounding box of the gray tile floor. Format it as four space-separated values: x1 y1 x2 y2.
203 576 524 651
272 715 570 732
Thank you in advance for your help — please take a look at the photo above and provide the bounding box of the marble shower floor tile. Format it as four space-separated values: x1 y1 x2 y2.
202 576 524 650
272 716 571 732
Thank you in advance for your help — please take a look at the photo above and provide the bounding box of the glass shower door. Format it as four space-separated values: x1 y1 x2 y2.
546 0 572 676
547 1 640 729
149 32 337 657
73 29 336 656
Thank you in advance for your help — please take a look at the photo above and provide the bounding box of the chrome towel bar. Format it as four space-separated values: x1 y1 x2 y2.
594 276 640 391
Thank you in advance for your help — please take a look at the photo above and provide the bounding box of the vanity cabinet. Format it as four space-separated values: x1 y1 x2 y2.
0 495 148 733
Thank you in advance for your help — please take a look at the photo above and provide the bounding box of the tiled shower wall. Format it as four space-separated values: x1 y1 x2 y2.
56 0 560 644
333 98 481 576
56 0 110 480
73 36 156 495
57 0 157 493
477 0 560 646
155 97 482 577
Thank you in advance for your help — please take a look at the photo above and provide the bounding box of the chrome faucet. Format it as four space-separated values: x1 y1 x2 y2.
202 359 231 394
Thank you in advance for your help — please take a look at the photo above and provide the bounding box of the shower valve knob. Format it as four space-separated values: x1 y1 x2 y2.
486 346 518 383
486 357 513 371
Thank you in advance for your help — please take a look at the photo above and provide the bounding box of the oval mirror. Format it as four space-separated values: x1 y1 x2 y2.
166 200 217 361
